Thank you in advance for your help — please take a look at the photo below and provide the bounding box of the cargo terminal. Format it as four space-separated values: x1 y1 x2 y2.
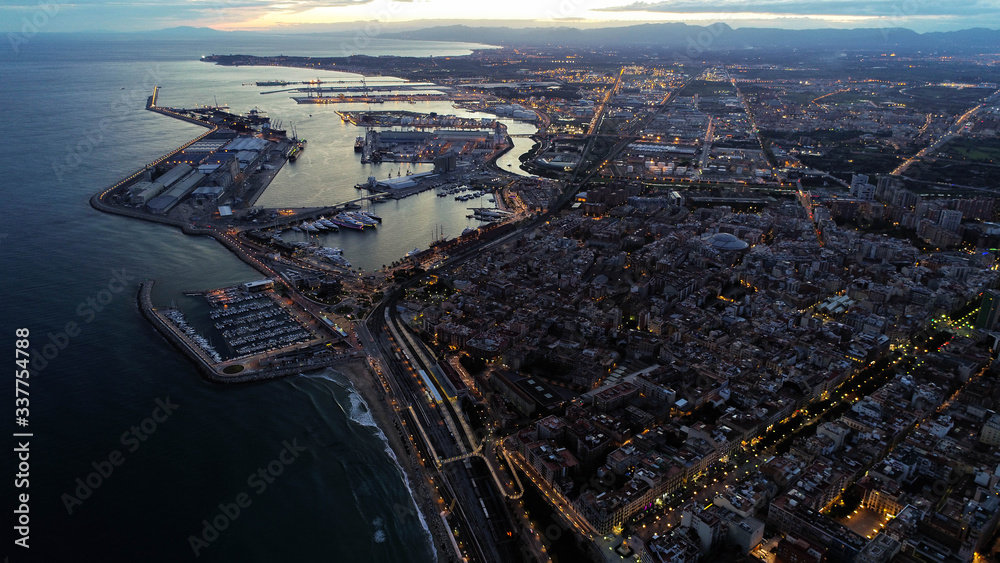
119 128 288 217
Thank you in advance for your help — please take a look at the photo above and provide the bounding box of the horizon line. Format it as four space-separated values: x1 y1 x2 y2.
9 21 1000 35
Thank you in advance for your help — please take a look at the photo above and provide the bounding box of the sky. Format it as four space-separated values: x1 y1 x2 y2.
2 0 997 33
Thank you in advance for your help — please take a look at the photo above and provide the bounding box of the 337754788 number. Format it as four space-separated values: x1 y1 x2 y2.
15 328 30 424
16 327 30 374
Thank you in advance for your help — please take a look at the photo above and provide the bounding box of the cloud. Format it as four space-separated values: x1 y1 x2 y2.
0 0 383 32
0 0 373 6
597 0 998 17
1 0 993 32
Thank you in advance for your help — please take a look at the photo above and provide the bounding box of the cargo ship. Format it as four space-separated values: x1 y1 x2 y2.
288 138 306 162
354 136 364 152
256 80 289 87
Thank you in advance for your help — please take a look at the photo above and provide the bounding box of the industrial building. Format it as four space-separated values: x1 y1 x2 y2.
128 180 167 205
191 185 226 203
145 171 206 215
153 163 193 188
221 136 270 153
433 152 458 173
130 163 192 206
138 133 270 214
374 171 436 190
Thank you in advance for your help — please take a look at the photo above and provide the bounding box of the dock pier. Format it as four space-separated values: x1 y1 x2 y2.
137 280 350 383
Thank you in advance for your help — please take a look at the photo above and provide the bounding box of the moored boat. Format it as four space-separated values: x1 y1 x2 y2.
346 212 378 226
330 214 365 230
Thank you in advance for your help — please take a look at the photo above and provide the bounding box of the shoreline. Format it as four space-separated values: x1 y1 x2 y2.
87 72 536 561
200 44 503 78
334 360 455 563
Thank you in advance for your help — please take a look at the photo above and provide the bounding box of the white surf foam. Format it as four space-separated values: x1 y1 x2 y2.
347 390 381 431
312 369 439 562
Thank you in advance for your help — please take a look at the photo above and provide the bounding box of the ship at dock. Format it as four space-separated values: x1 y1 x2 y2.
330 213 366 230
346 211 378 227
287 122 306 161
287 138 306 162
354 136 364 152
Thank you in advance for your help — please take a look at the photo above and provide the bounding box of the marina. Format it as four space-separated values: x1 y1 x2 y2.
140 280 353 382
337 110 500 130
16 36 519 563
93 78 530 385
163 308 223 363
204 288 318 357
293 93 451 104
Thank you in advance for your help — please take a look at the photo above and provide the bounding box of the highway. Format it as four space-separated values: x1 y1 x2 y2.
590 77 692 183
587 68 625 136
699 116 714 168
810 88 850 109
892 89 1000 176
505 445 598 540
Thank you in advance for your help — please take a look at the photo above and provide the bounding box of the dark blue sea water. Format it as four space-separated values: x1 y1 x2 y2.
0 34 523 562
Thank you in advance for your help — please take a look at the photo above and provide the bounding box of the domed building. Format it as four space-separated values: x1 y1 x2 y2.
706 232 750 251
700 232 750 266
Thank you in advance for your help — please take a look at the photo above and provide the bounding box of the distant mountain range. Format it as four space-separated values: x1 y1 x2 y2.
148 26 229 37
385 23 1000 53
131 23 1000 54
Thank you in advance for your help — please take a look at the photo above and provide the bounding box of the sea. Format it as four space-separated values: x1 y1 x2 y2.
0 33 534 562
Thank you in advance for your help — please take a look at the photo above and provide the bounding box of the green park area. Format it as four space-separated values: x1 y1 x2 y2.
942 137 1000 164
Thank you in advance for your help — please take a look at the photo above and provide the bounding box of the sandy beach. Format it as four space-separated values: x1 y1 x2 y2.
336 359 456 563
